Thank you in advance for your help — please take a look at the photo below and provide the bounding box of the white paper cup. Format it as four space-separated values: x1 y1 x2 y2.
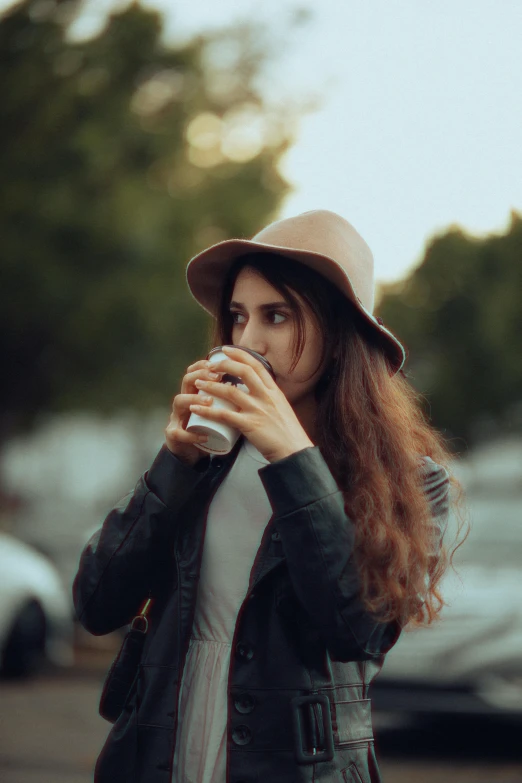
186 350 250 455
186 346 276 455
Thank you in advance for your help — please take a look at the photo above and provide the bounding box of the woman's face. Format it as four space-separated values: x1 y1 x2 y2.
228 266 328 408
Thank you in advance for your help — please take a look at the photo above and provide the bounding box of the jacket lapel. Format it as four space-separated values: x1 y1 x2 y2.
248 517 286 592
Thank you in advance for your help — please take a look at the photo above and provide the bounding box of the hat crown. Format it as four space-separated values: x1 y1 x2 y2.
252 210 375 312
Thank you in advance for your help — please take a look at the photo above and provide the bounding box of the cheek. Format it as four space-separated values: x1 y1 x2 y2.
283 360 317 387
293 341 326 382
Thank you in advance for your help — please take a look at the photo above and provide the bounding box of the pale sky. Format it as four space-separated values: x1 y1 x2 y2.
4 0 522 285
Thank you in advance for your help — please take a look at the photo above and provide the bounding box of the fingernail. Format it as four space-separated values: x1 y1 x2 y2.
208 372 219 379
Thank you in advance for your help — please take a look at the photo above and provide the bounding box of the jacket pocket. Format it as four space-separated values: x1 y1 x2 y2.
341 762 364 783
337 742 382 783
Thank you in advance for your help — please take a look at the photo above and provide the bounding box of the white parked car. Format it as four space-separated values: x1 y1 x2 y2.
373 486 522 720
0 533 74 677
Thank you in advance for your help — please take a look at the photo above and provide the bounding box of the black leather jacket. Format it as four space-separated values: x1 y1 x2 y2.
73 437 449 783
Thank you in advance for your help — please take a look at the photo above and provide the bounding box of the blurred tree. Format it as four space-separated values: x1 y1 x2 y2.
0 0 295 440
377 210 522 450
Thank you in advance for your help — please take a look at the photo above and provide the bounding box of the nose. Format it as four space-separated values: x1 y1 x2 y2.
235 320 268 357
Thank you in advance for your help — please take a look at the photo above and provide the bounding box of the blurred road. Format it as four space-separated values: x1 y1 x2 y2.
0 667 108 783
1 664 522 783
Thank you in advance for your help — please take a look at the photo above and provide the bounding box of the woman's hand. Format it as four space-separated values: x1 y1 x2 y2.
188 346 315 463
165 359 221 466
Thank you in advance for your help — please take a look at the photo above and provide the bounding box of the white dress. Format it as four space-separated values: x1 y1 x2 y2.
171 438 272 783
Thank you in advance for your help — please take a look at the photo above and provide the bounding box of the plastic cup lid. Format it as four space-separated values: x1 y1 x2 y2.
207 345 276 380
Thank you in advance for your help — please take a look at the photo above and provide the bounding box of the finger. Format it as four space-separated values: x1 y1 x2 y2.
181 368 222 394
173 392 215 415
166 424 208 444
189 400 244 429
187 365 222 381
207 358 269 394
218 347 276 386
194 379 254 409
186 360 208 372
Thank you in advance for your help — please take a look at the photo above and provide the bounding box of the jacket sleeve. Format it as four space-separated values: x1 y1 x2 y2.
72 445 211 636
258 446 450 661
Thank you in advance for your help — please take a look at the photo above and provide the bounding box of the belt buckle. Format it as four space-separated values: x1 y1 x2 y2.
291 693 334 763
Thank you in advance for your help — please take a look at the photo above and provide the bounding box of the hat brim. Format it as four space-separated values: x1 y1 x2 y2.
186 238 406 375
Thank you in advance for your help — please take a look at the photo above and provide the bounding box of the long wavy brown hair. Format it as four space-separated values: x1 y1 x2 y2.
208 252 469 629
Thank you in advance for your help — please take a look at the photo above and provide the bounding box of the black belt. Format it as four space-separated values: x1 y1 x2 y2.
291 693 334 763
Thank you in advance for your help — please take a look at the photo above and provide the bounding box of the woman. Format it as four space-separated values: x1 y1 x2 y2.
73 210 465 783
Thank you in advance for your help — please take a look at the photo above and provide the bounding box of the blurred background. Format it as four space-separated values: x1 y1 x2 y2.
1 1 521 781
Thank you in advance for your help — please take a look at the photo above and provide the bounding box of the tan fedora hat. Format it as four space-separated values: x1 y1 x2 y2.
186 209 406 375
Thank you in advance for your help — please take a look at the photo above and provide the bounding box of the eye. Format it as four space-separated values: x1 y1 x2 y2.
269 311 287 324
229 310 288 325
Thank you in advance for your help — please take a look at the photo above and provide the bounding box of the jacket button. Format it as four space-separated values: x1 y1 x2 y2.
235 642 254 661
231 724 252 745
271 530 280 542
234 692 256 714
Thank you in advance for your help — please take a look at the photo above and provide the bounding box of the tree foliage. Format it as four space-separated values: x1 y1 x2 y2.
1 0 294 437
377 211 522 450
3 1 520 454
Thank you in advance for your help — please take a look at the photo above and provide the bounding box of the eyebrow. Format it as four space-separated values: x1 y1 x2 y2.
229 300 290 311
